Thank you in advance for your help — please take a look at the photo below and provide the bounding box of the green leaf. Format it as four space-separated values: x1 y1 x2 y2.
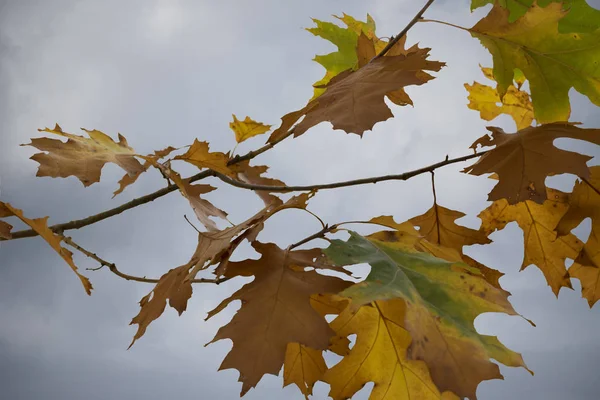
324 230 530 399
471 0 600 33
470 2 600 123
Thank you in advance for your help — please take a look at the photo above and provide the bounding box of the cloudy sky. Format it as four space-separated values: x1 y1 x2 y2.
1 0 600 399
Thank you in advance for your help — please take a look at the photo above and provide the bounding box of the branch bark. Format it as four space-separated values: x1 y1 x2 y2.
213 151 487 192
62 236 229 284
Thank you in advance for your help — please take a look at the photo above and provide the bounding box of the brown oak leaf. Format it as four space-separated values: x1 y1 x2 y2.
463 123 600 204
113 146 176 197
409 204 492 253
268 48 444 141
206 242 350 396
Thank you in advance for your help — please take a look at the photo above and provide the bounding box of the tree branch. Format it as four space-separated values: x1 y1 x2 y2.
213 151 488 193
3 1 439 242
4 127 296 241
62 236 229 285
374 0 437 59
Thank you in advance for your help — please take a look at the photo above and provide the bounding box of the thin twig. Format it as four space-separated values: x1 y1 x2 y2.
4 128 297 241
213 151 488 193
289 224 337 250
63 236 229 284
184 214 202 234
374 0 437 59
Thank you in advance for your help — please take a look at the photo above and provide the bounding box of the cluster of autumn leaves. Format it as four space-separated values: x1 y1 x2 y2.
2 1 600 399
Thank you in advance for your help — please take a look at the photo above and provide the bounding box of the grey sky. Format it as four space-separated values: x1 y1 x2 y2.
1 0 600 399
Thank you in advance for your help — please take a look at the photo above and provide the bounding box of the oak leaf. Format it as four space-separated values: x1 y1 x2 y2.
470 2 600 123
283 293 350 398
0 219 12 240
128 263 194 348
229 115 271 144
307 14 380 99
128 193 315 347
26 124 144 187
463 123 600 204
465 66 533 130
292 49 445 137
471 0 600 33
113 146 176 197
323 299 460 400
205 242 351 396
0 202 92 295
324 230 529 399
174 139 234 177
556 167 600 306
409 203 492 253
479 188 584 295
229 160 285 205
169 171 227 232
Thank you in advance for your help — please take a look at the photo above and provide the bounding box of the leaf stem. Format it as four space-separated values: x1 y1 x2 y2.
419 18 470 32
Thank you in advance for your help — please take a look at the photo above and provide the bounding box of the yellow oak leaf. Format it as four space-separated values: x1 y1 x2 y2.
556 166 600 306
206 242 351 396
323 299 460 400
229 115 271 144
479 189 584 295
463 123 600 204
283 293 349 398
175 139 234 177
26 124 144 187
0 202 92 295
325 231 529 399
465 66 533 130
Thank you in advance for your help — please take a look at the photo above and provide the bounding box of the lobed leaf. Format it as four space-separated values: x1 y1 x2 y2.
324 230 529 399
0 202 92 294
470 2 600 123
206 242 351 396
463 123 600 204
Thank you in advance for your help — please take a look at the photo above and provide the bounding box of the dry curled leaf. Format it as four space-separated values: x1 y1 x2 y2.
113 146 176 197
26 124 144 187
0 202 92 295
